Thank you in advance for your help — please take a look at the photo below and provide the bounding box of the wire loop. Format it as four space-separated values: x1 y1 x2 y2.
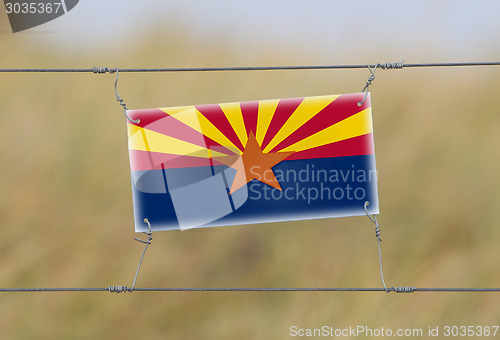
358 64 378 106
364 201 381 241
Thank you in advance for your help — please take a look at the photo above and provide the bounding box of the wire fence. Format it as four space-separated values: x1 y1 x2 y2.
1 60 499 294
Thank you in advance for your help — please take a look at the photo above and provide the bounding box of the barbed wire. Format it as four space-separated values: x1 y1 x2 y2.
0 61 499 73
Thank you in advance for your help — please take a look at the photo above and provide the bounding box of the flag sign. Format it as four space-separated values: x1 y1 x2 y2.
127 93 379 232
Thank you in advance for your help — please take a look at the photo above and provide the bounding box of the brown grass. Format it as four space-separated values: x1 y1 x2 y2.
0 19 499 339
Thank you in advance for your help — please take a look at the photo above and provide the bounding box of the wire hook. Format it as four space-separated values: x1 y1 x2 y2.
114 68 140 124
129 218 153 292
364 201 389 292
92 67 139 123
358 64 379 107
108 218 153 294
364 201 380 239
364 201 415 294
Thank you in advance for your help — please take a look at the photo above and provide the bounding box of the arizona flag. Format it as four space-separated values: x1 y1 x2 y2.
127 93 379 232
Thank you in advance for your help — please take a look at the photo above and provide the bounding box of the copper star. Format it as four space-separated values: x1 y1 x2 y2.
214 132 294 194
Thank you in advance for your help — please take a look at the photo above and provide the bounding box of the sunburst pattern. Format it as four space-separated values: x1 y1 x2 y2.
126 93 374 172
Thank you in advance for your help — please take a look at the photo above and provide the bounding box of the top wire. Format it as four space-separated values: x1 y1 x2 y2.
0 61 499 73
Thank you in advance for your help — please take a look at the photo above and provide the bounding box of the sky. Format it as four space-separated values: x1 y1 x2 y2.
2 0 500 62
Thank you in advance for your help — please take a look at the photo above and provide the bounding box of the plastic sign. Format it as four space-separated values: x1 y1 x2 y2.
127 93 379 232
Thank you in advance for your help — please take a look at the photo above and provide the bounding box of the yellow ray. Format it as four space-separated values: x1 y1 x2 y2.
255 99 280 146
280 108 373 153
160 107 241 155
128 124 228 158
219 102 248 147
159 105 192 115
263 95 339 153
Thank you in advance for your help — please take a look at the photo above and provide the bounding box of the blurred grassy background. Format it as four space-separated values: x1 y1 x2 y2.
1 5 500 339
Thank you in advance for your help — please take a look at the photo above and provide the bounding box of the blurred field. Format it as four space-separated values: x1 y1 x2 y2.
1 17 500 340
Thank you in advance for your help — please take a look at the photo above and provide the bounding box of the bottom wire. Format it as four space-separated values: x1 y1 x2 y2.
0 287 499 293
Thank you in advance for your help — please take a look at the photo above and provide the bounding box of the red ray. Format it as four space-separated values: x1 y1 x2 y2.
240 101 259 135
269 93 370 152
260 97 304 150
127 108 168 128
127 108 235 155
196 104 245 152
285 133 375 161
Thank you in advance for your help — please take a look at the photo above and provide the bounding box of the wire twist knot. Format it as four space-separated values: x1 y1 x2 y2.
92 67 116 74
134 218 153 245
358 61 404 106
391 286 416 293
380 61 404 69
358 64 379 106
108 286 129 293
127 218 154 293
364 201 382 242
361 69 376 93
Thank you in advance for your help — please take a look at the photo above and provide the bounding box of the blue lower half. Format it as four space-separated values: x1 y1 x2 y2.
131 155 379 232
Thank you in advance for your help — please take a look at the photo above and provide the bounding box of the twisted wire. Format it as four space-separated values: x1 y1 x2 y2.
108 286 129 293
364 201 389 292
364 202 416 294
130 218 153 292
112 68 139 123
92 67 115 74
391 286 416 293
357 63 381 106
380 61 404 69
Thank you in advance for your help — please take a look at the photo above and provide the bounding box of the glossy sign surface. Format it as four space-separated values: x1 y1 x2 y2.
127 93 379 232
